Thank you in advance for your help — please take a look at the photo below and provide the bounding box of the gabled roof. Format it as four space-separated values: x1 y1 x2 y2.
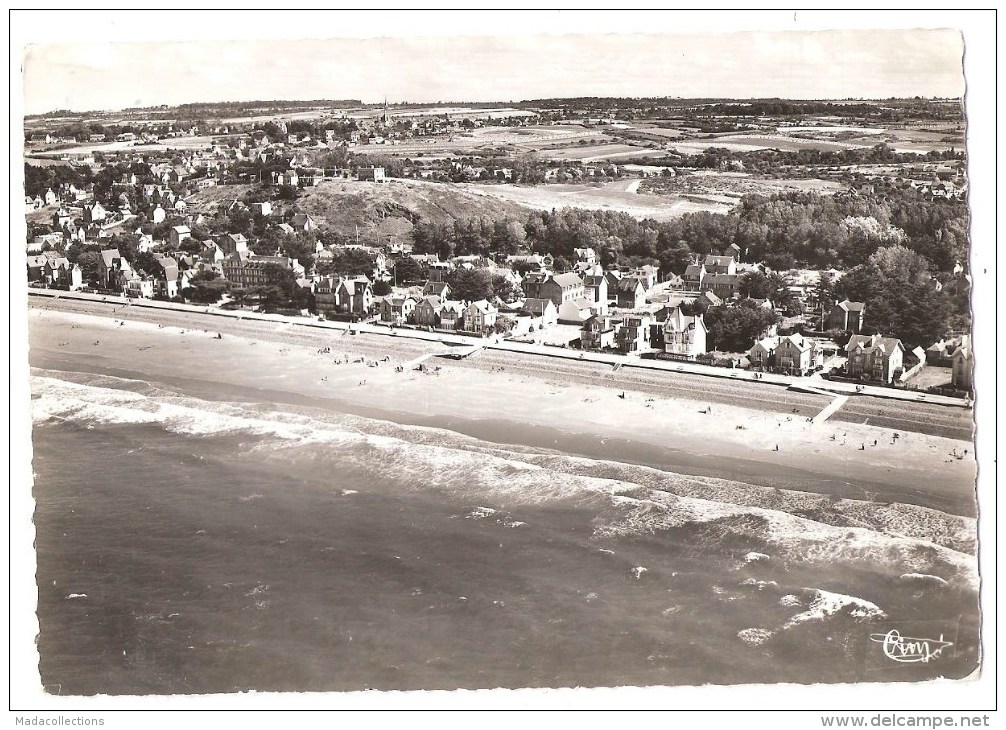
703 255 734 266
836 299 865 312
617 276 644 292
521 298 556 316
684 264 705 278
99 248 121 268
845 334 905 356
551 272 584 288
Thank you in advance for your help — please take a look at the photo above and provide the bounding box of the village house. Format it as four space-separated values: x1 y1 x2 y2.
217 233 249 256
825 300 866 333
220 252 305 289
380 295 417 324
614 314 653 354
845 334 906 384
951 337 973 391
412 295 444 328
614 277 646 309
580 314 617 351
773 333 823 376
250 202 273 217
573 247 598 265
336 276 374 316
437 300 466 330
151 254 180 298
583 272 609 314
662 307 707 361
422 280 452 300
462 300 499 335
520 298 559 328
520 270 551 300
83 201 107 224
26 254 48 283
358 166 387 183
539 272 585 308
290 212 317 232
123 277 155 299
703 255 737 276
630 264 659 290
169 225 192 248
704 273 741 300
99 248 134 290
682 262 706 291
43 188 57 206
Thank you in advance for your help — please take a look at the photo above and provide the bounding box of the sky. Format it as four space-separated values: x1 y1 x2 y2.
20 25 965 115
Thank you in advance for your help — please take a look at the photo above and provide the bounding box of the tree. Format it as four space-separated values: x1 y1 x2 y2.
446 268 493 302
372 280 392 296
184 271 231 304
491 275 522 304
703 304 780 353
391 256 426 285
493 316 516 335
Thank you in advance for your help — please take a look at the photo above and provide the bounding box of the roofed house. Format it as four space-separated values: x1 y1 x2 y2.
151 253 180 298
290 212 317 232
845 334 906 384
520 298 558 328
703 255 736 275
169 225 192 248
462 300 499 335
422 280 451 300
412 296 444 328
614 276 646 309
773 333 822 376
539 273 585 308
825 300 866 333
702 273 741 300
583 272 609 314
614 314 652 354
682 263 706 292
380 295 417 324
217 233 249 256
580 314 616 351
438 300 466 331
662 308 707 361
748 337 779 371
336 276 374 315
99 248 132 289
951 337 973 391
520 270 550 300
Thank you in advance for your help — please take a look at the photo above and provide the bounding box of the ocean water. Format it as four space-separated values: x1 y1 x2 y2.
29 369 980 695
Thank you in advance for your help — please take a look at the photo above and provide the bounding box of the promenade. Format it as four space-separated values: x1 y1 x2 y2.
26 288 970 410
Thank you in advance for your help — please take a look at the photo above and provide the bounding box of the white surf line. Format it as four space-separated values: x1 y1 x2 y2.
812 394 850 425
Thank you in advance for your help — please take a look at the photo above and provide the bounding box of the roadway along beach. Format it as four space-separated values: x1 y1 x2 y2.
28 298 977 516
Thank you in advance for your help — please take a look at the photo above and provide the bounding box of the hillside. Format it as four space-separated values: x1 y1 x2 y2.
292 178 532 241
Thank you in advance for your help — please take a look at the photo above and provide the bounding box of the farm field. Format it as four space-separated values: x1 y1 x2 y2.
544 143 660 162
641 170 846 199
456 179 735 220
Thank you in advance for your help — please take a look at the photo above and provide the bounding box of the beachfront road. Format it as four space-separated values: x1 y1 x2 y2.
27 296 974 441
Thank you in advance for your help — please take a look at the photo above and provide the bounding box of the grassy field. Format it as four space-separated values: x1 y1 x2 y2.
293 178 531 240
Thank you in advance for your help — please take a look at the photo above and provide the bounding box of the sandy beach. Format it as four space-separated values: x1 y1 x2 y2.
27 303 977 516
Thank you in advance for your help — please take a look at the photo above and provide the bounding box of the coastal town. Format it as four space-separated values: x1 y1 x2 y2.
16 14 991 711
24 97 974 409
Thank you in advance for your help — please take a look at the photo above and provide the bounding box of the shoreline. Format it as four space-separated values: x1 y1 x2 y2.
27 304 978 517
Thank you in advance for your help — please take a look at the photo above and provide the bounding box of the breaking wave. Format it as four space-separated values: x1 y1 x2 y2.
31 370 978 590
